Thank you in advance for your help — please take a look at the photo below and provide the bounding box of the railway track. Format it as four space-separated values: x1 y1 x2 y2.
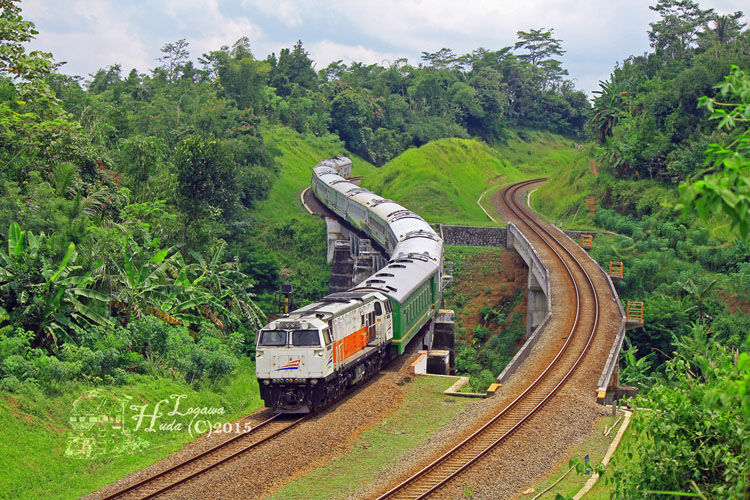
376 179 601 499
101 413 307 500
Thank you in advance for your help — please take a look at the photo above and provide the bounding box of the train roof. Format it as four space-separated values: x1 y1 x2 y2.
351 256 437 303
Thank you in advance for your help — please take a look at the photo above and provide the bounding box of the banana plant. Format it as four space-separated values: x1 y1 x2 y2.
109 238 190 325
186 239 265 330
619 336 656 390
0 222 112 348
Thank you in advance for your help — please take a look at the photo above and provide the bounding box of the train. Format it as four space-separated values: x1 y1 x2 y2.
255 157 445 413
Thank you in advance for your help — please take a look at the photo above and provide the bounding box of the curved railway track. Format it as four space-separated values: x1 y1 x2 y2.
376 179 602 500
101 413 307 500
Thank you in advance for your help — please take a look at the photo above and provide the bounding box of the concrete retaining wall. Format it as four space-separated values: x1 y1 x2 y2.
563 230 597 243
434 222 624 401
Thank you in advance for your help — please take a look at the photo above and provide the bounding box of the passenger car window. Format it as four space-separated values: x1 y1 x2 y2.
258 330 286 346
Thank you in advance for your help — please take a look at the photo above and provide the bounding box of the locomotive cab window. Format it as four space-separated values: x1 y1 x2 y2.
323 328 332 346
374 302 382 316
258 330 286 346
292 330 321 347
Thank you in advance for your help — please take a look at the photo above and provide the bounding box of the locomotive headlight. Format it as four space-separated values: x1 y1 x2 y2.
263 379 270 385
314 349 324 357
256 350 263 358
310 379 318 385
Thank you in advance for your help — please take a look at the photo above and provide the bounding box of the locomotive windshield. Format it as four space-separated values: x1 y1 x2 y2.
292 329 321 346
258 330 286 346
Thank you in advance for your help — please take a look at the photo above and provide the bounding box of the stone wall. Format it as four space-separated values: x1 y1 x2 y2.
435 224 507 248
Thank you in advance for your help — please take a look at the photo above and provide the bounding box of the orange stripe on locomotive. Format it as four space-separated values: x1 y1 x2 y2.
332 326 371 362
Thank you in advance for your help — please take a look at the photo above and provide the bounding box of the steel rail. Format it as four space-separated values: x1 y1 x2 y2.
101 413 307 500
376 179 601 499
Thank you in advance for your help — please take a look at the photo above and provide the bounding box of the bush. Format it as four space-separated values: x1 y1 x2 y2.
0 317 245 390
612 335 749 499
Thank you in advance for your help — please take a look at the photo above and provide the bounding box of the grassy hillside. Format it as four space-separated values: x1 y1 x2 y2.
257 126 585 227
362 130 584 225
532 148 736 242
257 127 378 223
0 361 262 500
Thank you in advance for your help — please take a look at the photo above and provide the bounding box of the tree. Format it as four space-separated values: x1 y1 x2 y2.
514 28 565 66
329 90 372 156
109 238 190 326
589 76 635 143
0 222 111 347
699 11 746 47
87 64 122 94
186 239 264 330
174 135 239 224
0 0 55 87
215 47 271 111
648 0 714 59
273 40 317 95
611 333 749 499
118 135 166 203
157 39 190 81
421 48 466 70
679 65 750 239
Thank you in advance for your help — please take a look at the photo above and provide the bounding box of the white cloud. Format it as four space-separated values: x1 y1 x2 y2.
242 0 305 28
23 0 263 77
192 18 263 56
23 0 150 77
308 40 407 68
159 0 262 57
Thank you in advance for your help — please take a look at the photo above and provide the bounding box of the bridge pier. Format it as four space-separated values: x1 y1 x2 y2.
433 310 456 375
506 225 551 337
526 264 548 336
326 217 386 293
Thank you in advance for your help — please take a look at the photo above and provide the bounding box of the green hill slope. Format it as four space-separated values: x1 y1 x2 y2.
257 126 584 227
257 127 378 222
362 131 584 225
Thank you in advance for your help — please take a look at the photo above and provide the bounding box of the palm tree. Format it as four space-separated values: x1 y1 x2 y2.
701 12 746 47
589 77 634 143
109 239 187 325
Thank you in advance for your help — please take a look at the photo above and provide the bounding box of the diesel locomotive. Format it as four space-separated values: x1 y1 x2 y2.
255 157 444 413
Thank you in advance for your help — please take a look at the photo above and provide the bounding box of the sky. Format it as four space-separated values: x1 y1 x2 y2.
21 0 749 96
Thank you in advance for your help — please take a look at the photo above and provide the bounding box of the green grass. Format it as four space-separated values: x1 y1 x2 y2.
362 133 577 226
532 148 737 242
523 417 632 500
257 126 378 223
268 375 473 500
257 126 583 227
584 412 644 499
516 411 644 500
0 359 263 500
